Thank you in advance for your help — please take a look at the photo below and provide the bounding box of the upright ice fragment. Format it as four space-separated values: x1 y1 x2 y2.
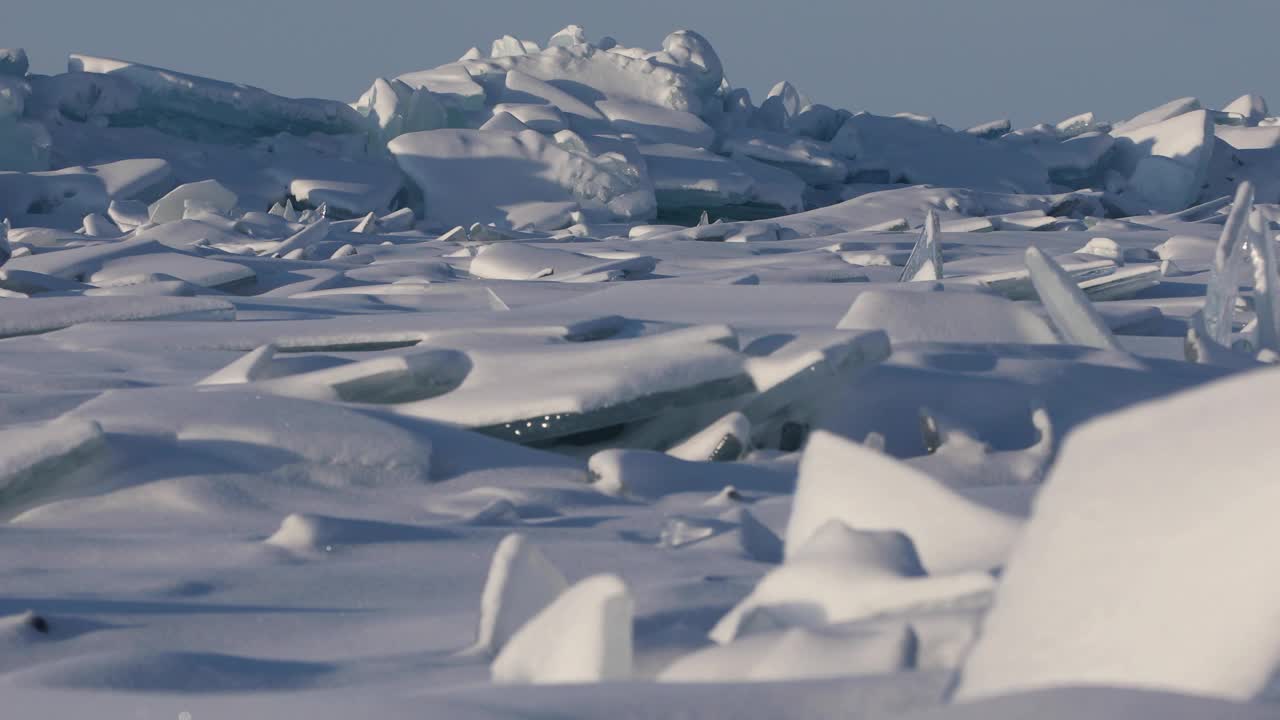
1202 182 1256 347
1024 247 1121 351
1247 204 1278 354
491 574 633 684
899 210 942 282
474 534 569 656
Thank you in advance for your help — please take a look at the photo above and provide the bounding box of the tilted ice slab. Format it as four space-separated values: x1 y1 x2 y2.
500 70 606 127
389 129 655 230
596 99 715 147
710 519 995 644
837 289 1059 346
0 418 108 519
721 129 850 186
395 325 751 443
1111 96 1202 135
786 430 1024 574
68 55 366 141
640 143 757 211
456 39 709 116
956 368 1280 702
249 348 472 404
1024 247 1122 351
1109 109 1214 213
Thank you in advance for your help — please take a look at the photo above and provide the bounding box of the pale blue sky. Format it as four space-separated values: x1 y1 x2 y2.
8 0 1279 128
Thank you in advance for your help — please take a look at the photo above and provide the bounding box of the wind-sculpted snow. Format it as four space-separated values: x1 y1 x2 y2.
0 24 1277 720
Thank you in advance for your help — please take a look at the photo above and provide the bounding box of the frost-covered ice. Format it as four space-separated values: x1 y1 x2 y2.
0 23 1277 720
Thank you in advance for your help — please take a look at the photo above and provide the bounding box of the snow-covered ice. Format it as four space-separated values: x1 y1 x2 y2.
0 21 1277 720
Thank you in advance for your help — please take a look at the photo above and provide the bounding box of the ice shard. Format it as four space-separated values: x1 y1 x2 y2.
1247 202 1278 354
1024 246 1122 351
899 210 942 282
1202 182 1255 346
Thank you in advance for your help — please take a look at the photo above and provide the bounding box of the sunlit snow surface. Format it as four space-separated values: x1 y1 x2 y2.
0 25 1278 719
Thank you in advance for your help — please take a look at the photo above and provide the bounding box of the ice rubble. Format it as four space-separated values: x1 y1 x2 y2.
0 24 1277 720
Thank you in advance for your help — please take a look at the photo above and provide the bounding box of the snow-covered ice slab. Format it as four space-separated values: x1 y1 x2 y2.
837 289 1059 345
831 112 1050 194
956 368 1280 702
0 296 233 337
68 55 366 140
468 243 656 281
0 418 107 518
397 325 753 443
